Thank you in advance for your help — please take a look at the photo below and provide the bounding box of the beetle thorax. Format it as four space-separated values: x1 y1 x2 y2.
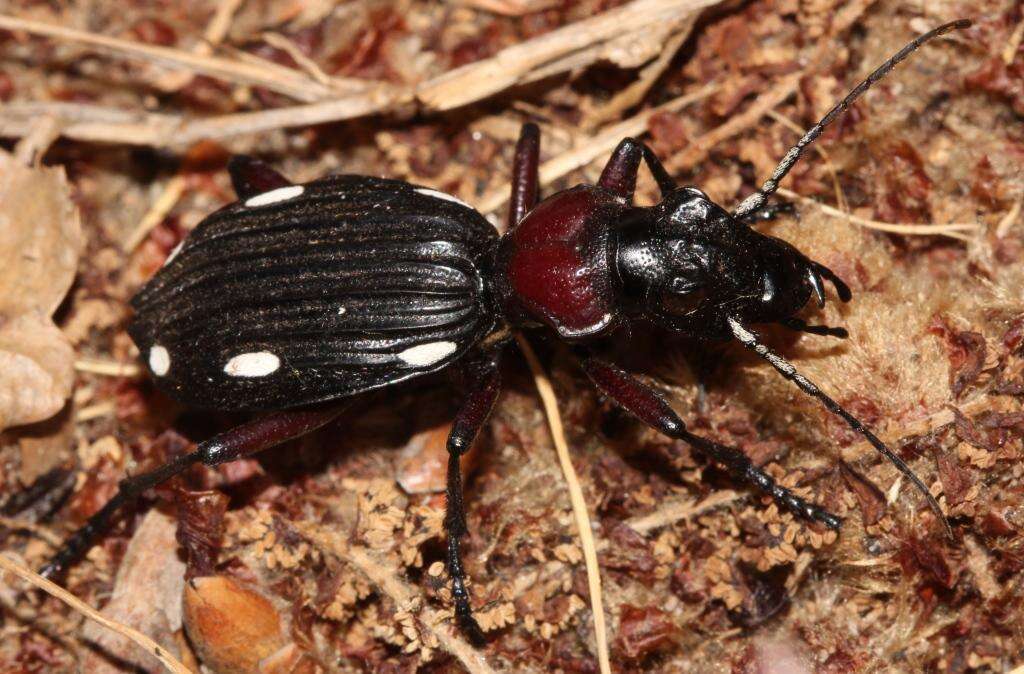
492 185 628 340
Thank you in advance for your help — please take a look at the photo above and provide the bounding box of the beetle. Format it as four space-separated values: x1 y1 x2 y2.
42 19 969 643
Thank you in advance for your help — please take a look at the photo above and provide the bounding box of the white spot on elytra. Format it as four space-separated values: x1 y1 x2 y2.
163 240 185 267
244 185 304 207
398 341 457 367
223 351 280 377
414 187 471 209
149 345 170 376
337 306 347 315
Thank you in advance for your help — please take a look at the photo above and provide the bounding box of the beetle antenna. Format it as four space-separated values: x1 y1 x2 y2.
732 19 971 220
726 317 953 538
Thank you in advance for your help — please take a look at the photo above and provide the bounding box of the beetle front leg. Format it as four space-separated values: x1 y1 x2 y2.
736 200 797 225
598 138 676 201
508 123 541 229
444 352 503 644
579 355 841 530
42 403 348 579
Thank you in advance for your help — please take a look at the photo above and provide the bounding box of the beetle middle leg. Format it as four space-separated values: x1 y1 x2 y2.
579 354 842 530
444 351 503 643
41 402 348 579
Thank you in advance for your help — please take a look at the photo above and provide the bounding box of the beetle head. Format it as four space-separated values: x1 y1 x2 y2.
617 187 849 337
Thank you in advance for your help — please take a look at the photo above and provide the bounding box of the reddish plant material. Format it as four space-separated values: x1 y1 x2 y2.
970 155 1006 209
873 139 933 224
899 536 957 589
0 72 14 102
326 8 407 80
129 18 178 46
175 489 229 580
935 453 973 507
965 57 1024 116
953 407 1024 451
1002 317 1024 353
601 520 657 577
450 22 505 68
928 315 989 399
839 461 886 526
647 111 690 158
981 507 1018 537
670 564 706 603
615 604 680 660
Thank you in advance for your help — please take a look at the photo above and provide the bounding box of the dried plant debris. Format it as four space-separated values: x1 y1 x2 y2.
0 0 1023 672
0 147 81 432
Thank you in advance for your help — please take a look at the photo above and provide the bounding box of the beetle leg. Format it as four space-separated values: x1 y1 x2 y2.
736 200 797 225
444 351 502 644
227 155 293 200
41 403 348 580
578 354 842 530
598 138 676 201
726 317 952 538
509 123 541 229
780 317 848 339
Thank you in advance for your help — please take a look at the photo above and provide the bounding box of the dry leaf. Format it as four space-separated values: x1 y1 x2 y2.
80 510 187 673
0 149 82 430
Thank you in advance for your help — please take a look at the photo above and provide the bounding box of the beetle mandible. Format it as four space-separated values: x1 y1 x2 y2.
43 19 970 642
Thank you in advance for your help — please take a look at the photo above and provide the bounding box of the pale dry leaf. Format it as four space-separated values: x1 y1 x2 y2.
0 149 82 430
0 151 82 316
0 313 75 429
80 509 187 673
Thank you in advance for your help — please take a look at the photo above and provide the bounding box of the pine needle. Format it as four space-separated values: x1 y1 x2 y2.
0 553 193 674
776 188 982 241
514 335 611 674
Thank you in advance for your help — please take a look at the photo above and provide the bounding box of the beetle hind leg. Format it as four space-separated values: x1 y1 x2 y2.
579 354 841 530
508 123 541 229
41 403 348 580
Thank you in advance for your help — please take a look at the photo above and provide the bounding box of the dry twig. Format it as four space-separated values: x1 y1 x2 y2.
123 176 188 252
476 84 717 215
626 490 741 534
0 15 337 102
0 554 193 674
776 188 981 241
418 0 719 111
0 0 722 147
515 335 611 674
74 358 142 378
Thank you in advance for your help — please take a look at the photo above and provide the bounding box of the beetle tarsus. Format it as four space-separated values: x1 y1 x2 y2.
579 355 841 530
727 317 954 538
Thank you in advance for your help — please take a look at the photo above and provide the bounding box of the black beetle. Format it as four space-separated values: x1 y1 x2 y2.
43 19 969 642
